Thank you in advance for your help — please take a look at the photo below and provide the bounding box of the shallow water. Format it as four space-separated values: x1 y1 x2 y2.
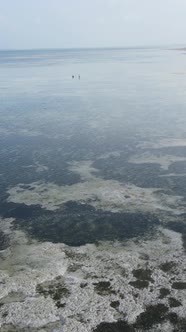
0 47 186 331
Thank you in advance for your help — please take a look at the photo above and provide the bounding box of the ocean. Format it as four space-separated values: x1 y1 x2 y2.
0 47 186 331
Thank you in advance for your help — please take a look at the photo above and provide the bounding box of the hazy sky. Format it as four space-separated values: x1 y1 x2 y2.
0 0 186 49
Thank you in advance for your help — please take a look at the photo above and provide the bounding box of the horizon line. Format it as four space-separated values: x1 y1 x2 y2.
0 43 185 52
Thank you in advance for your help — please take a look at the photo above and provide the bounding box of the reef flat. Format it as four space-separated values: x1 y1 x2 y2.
0 218 186 331
1 47 186 331
1 136 186 331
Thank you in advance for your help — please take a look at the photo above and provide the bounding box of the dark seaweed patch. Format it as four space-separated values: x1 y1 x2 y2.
159 261 176 273
172 282 186 290
159 288 170 299
175 318 186 332
167 313 186 332
92 303 186 332
67 263 82 272
169 297 182 307
1 202 44 219
36 277 70 305
0 231 9 251
138 253 149 261
129 280 149 289
129 268 153 289
55 301 66 308
168 312 179 324
166 221 186 249
110 301 120 309
12 202 160 246
80 283 88 288
132 268 153 282
93 321 134 332
2 312 8 318
93 281 116 296
133 303 169 329
0 134 82 193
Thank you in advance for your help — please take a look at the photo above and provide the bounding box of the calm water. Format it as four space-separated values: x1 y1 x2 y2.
0 47 186 243
1 47 186 137
0 48 186 331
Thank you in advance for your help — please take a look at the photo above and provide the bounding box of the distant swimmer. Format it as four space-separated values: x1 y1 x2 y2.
78 75 80 79
72 75 74 79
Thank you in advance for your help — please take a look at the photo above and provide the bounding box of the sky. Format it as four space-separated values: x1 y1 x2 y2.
0 0 186 49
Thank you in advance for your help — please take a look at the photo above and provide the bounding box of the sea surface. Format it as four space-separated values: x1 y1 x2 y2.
0 47 186 331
